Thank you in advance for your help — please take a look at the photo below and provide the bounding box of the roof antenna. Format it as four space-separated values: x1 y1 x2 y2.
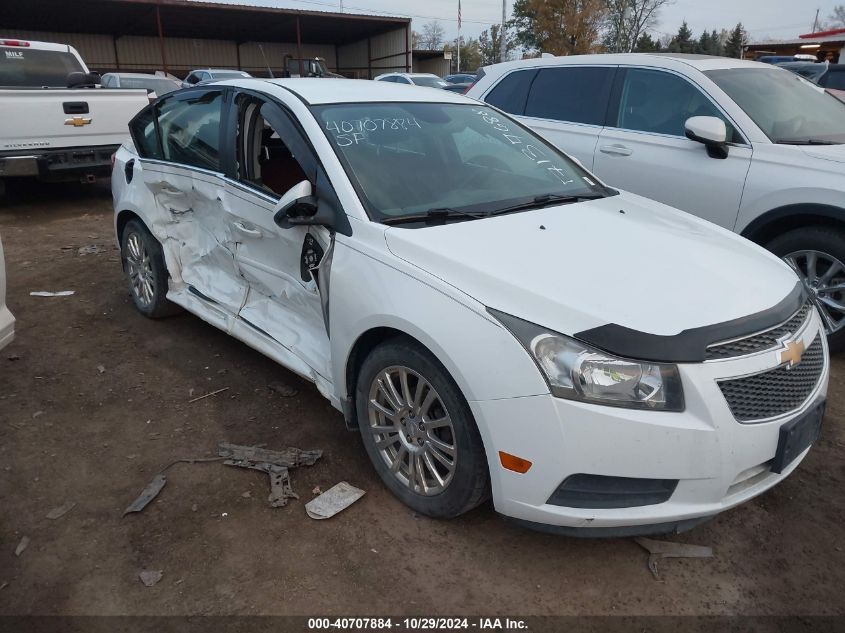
258 43 275 78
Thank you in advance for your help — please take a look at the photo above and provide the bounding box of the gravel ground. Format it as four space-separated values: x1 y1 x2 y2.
0 180 843 617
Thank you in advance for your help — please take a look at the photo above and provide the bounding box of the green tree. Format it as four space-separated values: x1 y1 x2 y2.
667 21 694 53
633 32 660 52
724 22 747 58
446 36 482 72
709 29 723 55
479 24 516 65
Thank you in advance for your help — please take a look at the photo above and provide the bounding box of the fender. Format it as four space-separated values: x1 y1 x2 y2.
740 203 845 244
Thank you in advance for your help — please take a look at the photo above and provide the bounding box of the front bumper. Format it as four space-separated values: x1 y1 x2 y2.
471 313 828 534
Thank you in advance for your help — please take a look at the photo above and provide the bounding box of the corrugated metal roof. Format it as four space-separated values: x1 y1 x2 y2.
186 0 409 21
0 0 411 46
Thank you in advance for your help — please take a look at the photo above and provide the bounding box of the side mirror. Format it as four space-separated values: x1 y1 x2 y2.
272 180 336 230
684 116 729 159
66 71 101 88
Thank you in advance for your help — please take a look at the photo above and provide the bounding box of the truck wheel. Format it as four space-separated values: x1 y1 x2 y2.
355 338 490 518
767 226 845 352
121 219 182 318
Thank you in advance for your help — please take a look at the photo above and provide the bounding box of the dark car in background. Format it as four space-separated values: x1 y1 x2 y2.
778 62 845 100
445 73 476 84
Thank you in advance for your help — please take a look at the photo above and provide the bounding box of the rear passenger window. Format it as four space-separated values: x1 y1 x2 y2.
129 104 163 160
524 67 613 125
484 69 537 114
157 91 224 171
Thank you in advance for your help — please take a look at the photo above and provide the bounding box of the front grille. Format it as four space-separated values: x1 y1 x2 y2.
718 334 825 422
706 302 811 360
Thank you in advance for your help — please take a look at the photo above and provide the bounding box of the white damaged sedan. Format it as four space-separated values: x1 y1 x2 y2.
112 79 828 536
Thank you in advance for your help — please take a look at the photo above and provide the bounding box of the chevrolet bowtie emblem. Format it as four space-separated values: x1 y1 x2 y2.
778 339 805 369
64 116 92 127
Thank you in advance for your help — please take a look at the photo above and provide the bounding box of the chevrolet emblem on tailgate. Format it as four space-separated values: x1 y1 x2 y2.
64 116 92 127
778 339 805 369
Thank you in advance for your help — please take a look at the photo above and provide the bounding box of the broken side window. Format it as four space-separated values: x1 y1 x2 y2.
235 95 309 198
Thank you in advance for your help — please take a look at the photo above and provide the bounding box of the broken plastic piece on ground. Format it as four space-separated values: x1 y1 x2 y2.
45 501 76 520
634 536 713 580
30 291 75 297
218 442 322 508
123 474 167 517
14 536 30 557
305 481 366 520
139 570 163 587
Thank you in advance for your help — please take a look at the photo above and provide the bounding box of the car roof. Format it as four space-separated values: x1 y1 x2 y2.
214 77 475 105
481 52 766 76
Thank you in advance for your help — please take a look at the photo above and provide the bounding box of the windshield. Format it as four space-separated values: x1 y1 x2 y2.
412 76 448 88
706 67 845 144
119 77 179 94
0 47 84 88
314 102 607 222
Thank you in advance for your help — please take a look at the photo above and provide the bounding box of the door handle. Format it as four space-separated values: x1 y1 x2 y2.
599 144 633 157
232 221 262 238
160 186 185 196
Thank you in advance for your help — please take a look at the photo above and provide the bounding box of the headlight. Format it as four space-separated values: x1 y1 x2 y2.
488 309 684 411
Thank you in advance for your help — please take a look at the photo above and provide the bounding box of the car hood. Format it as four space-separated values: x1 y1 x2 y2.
799 141 845 164
384 192 799 343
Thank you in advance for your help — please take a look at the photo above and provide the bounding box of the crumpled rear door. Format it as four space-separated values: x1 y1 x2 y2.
140 161 248 315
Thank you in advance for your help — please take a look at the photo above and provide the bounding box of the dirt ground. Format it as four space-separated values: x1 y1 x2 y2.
0 179 843 617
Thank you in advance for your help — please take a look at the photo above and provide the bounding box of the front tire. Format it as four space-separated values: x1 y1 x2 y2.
121 219 182 318
355 338 489 518
767 225 845 352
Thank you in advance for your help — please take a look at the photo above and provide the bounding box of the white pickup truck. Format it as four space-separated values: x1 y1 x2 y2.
0 39 150 194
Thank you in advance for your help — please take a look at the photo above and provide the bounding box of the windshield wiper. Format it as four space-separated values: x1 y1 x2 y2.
381 207 490 226
486 193 606 217
776 139 841 145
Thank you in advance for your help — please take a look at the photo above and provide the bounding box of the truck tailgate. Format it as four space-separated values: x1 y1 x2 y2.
0 88 149 152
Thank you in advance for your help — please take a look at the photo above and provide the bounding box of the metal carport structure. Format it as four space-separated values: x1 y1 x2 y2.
0 0 412 78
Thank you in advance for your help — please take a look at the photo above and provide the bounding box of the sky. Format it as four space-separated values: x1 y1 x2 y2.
202 0 842 44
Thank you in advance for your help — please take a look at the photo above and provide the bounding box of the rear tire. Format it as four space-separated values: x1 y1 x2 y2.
355 338 489 518
766 225 845 353
120 219 182 319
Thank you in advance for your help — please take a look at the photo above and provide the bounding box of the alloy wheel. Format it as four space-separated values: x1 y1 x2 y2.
784 249 845 335
125 232 155 308
367 365 457 495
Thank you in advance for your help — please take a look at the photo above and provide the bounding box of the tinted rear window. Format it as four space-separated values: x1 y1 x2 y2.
0 47 85 87
484 69 537 115
524 67 614 125
824 70 845 91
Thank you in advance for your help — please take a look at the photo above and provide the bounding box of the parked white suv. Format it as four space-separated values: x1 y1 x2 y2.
112 79 827 535
468 54 845 350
